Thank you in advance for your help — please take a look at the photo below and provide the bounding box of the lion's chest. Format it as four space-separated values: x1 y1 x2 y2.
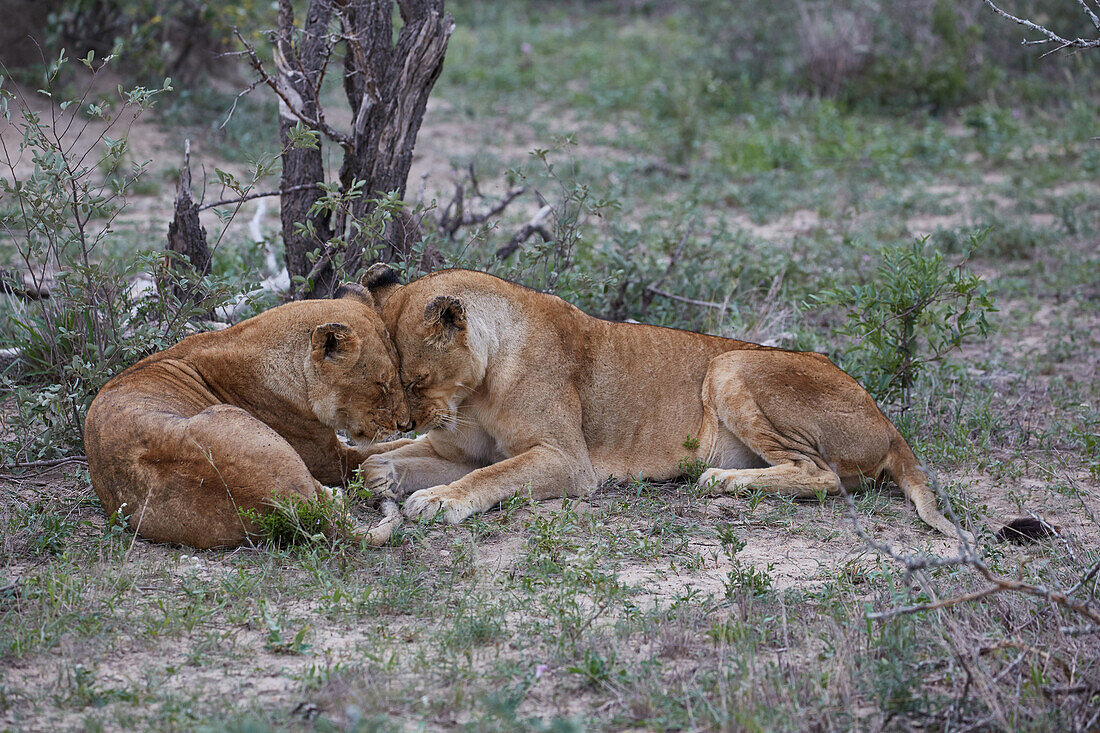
454 396 521 461
447 402 508 464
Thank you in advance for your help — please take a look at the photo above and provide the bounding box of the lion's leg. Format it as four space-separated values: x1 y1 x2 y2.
698 403 843 498
403 443 596 524
132 405 329 549
359 435 485 499
340 436 420 486
698 356 845 499
700 461 841 498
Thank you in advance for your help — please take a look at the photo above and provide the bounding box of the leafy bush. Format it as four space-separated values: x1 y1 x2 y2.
0 52 241 460
805 234 996 409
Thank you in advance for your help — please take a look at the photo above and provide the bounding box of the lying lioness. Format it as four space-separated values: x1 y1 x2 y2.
84 288 409 549
359 265 970 541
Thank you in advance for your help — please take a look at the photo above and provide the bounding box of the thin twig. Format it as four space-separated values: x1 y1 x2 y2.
440 185 527 237
220 78 262 130
840 484 1100 628
197 184 320 211
495 204 553 260
982 0 1100 51
643 221 694 303
0 455 88 471
233 28 352 151
644 287 726 310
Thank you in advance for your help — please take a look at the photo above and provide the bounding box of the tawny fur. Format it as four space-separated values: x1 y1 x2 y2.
84 292 410 549
359 266 969 542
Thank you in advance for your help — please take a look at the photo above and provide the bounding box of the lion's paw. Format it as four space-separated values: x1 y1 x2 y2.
403 486 475 524
698 467 726 489
699 468 747 494
358 455 399 500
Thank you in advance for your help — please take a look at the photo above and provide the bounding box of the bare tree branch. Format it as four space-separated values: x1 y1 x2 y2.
495 204 553 260
234 27 352 150
640 220 695 312
438 178 527 238
840 473 1100 630
0 455 88 471
197 184 320 212
982 0 1100 53
645 287 726 310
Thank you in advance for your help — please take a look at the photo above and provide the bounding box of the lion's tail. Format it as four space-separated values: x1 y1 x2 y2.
885 438 974 544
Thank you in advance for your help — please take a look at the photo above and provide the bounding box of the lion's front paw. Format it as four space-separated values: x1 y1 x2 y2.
403 486 475 524
358 455 399 500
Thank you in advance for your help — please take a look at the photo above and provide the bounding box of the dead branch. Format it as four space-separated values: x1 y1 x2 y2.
0 455 88 471
645 287 726 310
640 221 694 312
234 27 352 151
438 170 527 239
291 241 341 300
219 78 262 130
839 473 1100 629
982 0 1100 55
495 204 553 260
197 184 320 212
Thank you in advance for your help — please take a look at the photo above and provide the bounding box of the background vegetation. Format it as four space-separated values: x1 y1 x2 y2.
1 0 1098 730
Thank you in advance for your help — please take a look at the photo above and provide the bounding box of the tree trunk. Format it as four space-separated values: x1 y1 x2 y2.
270 0 452 298
338 0 453 271
277 0 337 297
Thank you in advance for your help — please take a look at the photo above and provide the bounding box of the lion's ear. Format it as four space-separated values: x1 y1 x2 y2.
333 282 377 310
361 263 403 308
310 323 361 364
424 295 466 349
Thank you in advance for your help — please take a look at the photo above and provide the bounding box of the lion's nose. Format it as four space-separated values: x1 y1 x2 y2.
399 420 416 432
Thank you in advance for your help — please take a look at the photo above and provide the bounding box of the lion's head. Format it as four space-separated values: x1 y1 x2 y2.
362 265 486 432
304 285 411 445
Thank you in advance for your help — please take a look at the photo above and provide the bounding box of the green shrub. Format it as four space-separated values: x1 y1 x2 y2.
805 235 996 409
724 562 774 599
0 52 242 460
239 496 337 548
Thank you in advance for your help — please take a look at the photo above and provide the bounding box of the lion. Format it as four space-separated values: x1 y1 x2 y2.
84 286 411 549
358 265 976 542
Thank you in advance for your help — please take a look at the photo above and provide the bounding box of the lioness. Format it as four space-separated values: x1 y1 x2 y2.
360 265 971 541
84 288 410 549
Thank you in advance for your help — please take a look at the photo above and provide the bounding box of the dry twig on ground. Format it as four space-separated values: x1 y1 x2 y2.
495 204 554 260
843 474 1100 627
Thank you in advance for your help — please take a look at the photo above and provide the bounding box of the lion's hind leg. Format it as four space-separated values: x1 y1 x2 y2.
133 404 329 548
697 395 844 499
698 351 849 501
699 460 841 498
